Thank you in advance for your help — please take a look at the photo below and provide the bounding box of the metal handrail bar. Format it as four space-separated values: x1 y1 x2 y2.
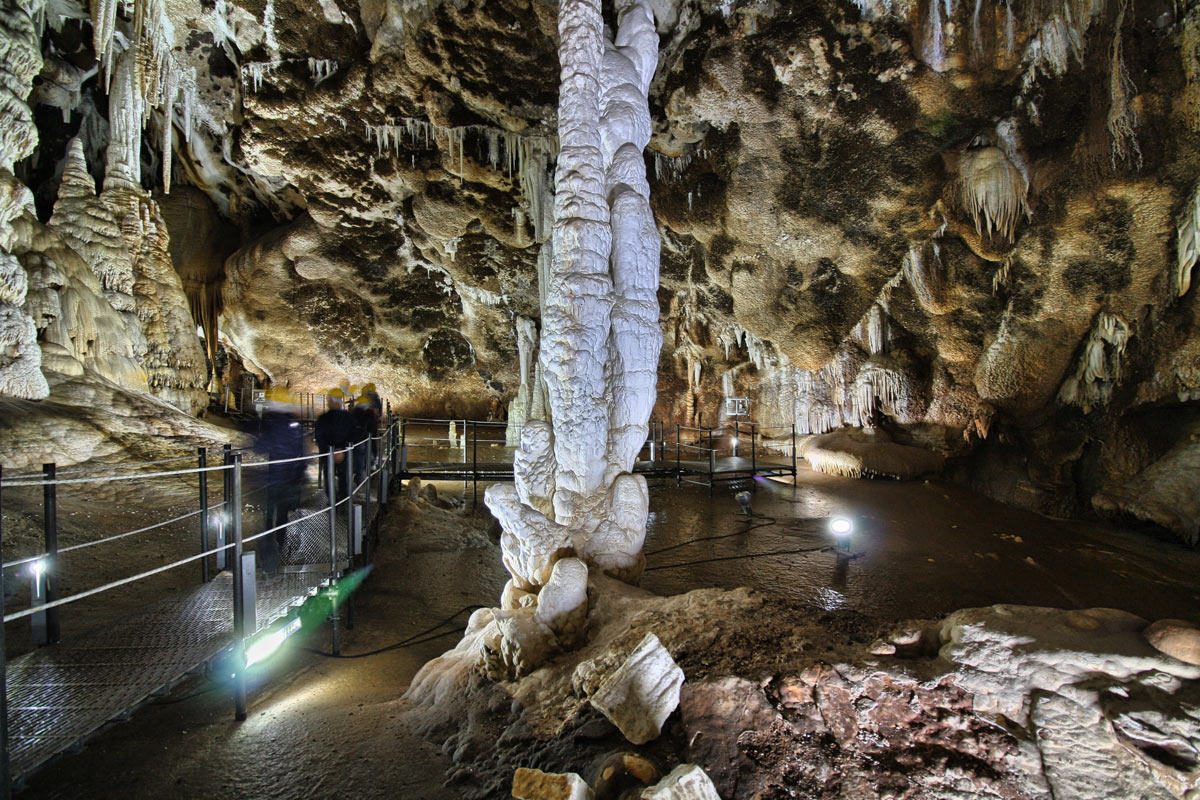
401 417 506 427
0 463 236 488
0 440 373 487
676 424 713 433
2 537 237 624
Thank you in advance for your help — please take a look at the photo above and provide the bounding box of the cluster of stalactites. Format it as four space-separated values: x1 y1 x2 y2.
363 118 559 242
953 144 1031 244
91 0 199 193
1057 310 1130 413
651 147 708 184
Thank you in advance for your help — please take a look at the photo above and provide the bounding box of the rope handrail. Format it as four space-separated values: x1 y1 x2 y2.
1 505 209 570
0 428 404 486
1 486 366 622
3 452 203 480
402 417 506 426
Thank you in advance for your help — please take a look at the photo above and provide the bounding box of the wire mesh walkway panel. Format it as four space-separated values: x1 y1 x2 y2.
4 570 325 783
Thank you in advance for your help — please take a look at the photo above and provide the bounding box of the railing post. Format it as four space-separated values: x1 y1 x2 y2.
198 448 210 583
751 426 757 478
675 424 681 485
707 431 715 495
326 450 340 657
0 466 10 800
219 444 232 571
346 444 356 549
365 436 373 501
791 423 797 478
231 455 247 721
472 420 478 508
400 418 407 475
42 463 60 644
733 419 739 458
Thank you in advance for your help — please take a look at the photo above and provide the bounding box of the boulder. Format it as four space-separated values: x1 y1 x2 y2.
640 765 721 800
588 632 684 745
1144 619 1200 666
512 767 593 800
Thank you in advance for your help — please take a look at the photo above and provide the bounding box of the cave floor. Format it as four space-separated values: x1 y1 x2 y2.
17 467 1200 799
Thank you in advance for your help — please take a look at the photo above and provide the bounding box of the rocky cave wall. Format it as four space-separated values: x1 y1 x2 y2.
6 0 1200 540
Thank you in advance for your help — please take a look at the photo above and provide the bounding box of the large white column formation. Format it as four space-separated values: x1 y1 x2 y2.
481 0 661 678
0 0 49 399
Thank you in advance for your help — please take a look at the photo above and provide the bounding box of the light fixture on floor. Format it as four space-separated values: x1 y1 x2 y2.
735 490 753 516
829 517 853 552
245 616 303 667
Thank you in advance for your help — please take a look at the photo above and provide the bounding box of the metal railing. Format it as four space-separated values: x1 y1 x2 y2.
395 416 798 498
0 416 405 792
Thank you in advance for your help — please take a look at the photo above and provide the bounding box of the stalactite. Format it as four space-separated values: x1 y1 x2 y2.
1105 0 1141 170
903 239 956 314
362 118 558 234
1057 310 1130 413
1177 181 1200 298
307 58 338 86
952 143 1030 244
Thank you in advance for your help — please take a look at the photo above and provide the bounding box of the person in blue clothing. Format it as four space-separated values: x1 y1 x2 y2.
314 388 357 501
254 407 306 572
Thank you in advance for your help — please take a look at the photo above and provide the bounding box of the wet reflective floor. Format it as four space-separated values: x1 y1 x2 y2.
639 467 1200 622
19 467 1200 799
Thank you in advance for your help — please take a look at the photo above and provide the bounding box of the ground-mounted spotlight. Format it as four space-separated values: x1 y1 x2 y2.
829 516 854 553
245 616 303 668
735 490 753 516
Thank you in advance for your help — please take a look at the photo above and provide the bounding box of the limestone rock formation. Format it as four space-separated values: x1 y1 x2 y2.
3 0 1199 540
0 0 48 400
584 632 684 745
641 765 721 800
479 0 662 678
511 768 593 800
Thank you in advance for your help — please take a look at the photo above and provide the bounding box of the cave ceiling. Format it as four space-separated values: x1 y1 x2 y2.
7 0 1200 538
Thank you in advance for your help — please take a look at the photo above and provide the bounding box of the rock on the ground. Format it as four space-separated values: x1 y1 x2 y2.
1144 618 1200 666
511 767 593 800
587 632 684 746
640 764 721 800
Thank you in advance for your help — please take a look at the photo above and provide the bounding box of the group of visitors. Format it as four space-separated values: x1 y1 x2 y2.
313 384 382 499
252 383 383 573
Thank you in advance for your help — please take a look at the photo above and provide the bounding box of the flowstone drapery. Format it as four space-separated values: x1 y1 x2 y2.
481 0 661 678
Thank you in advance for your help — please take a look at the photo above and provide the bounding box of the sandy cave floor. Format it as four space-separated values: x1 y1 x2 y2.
13 466 1200 799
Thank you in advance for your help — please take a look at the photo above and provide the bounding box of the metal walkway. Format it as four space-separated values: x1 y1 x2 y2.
1 419 405 792
399 418 799 500
6 570 325 782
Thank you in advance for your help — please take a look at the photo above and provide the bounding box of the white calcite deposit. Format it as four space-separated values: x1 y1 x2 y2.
478 0 661 677
640 765 721 800
585 632 684 746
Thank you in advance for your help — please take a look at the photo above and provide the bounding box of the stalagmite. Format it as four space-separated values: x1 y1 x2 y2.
506 316 539 446
478 0 661 678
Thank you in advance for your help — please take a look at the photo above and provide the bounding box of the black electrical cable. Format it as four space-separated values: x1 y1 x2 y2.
303 604 486 659
645 544 834 572
644 514 778 557
150 677 226 705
